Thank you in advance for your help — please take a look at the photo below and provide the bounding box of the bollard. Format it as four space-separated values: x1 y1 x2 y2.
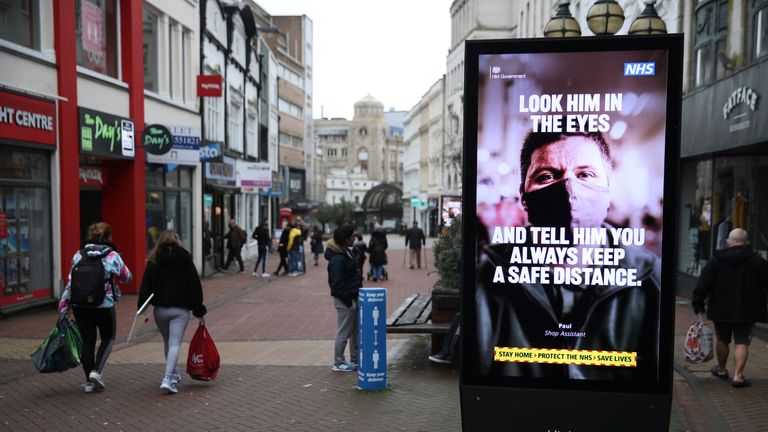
357 287 386 390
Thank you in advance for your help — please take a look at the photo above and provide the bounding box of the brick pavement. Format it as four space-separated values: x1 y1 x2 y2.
3 241 768 431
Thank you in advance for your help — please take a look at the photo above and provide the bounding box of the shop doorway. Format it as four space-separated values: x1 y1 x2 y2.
80 189 102 244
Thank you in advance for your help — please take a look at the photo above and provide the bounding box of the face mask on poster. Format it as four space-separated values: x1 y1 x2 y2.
522 178 610 235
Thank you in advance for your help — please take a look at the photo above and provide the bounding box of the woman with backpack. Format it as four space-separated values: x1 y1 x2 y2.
138 230 207 394
58 222 132 393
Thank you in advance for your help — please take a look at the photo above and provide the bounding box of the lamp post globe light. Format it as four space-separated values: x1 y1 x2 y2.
628 1 668 35
586 0 626 35
543 1 581 38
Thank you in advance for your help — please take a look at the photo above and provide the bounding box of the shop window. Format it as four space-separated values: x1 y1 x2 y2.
0 187 52 303
694 0 728 87
180 168 191 188
75 0 119 78
0 0 40 50
146 165 163 187
142 5 159 92
165 169 179 188
0 150 48 181
146 166 194 252
755 1 768 60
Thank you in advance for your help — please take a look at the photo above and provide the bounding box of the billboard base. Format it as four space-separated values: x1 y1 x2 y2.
461 385 670 431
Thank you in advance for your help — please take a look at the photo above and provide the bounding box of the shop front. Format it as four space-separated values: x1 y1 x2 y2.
0 90 56 313
145 125 200 254
237 160 272 253
203 153 238 275
678 59 768 293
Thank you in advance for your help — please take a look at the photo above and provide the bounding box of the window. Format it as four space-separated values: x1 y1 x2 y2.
278 97 302 118
694 0 728 87
142 6 159 92
146 165 194 252
182 29 190 102
229 93 243 152
246 112 257 155
278 64 304 88
755 1 768 59
205 93 223 141
0 0 39 49
168 20 174 98
76 0 119 78
327 148 337 157
279 132 302 147
341 148 348 157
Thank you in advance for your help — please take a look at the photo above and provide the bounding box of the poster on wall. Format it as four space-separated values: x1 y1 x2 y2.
461 35 682 431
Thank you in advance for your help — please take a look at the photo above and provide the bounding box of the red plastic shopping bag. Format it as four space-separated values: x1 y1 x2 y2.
186 319 221 381
684 319 714 364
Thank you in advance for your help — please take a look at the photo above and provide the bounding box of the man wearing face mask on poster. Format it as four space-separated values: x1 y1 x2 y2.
475 131 661 381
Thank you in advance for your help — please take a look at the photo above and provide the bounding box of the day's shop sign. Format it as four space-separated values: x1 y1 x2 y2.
146 125 200 166
78 107 135 159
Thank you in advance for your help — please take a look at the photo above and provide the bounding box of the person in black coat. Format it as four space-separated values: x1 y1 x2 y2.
368 230 388 282
273 225 291 275
693 228 768 388
251 220 271 276
138 230 206 394
325 224 362 372
404 221 426 269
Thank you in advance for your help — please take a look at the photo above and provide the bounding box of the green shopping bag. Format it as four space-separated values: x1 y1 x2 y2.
31 317 82 373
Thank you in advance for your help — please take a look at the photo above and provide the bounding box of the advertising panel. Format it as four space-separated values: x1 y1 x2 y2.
461 35 682 431
147 126 200 166
238 161 272 191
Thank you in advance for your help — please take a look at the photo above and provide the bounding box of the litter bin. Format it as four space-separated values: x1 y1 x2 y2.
358 287 386 390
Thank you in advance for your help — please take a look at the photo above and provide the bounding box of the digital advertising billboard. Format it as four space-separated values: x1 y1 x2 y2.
461 35 682 431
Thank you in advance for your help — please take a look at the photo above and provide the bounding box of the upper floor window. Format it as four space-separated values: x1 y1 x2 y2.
694 0 728 87
76 0 119 78
278 97 302 118
0 0 39 49
143 6 159 92
755 0 768 59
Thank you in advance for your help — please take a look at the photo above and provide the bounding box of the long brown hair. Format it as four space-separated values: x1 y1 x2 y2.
147 230 183 264
86 222 112 244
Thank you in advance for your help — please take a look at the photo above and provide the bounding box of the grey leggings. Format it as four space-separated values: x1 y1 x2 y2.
153 307 190 377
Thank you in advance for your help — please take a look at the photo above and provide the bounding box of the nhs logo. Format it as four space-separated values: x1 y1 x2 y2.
624 62 655 76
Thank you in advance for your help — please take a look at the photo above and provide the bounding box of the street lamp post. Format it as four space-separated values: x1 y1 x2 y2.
543 1 581 38
586 0 626 35
628 1 668 35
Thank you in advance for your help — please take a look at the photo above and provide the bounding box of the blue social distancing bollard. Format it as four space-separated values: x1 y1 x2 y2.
358 287 386 390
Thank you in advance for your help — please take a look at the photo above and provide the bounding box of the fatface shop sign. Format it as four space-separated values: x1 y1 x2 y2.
78 107 135 159
142 124 173 155
723 86 760 119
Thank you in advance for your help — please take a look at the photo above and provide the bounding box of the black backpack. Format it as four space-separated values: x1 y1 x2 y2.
70 249 113 307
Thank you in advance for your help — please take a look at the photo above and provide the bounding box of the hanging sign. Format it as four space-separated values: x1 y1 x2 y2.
197 75 223 97
142 124 173 155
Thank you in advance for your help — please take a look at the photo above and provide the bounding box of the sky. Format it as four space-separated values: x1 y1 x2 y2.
253 0 452 120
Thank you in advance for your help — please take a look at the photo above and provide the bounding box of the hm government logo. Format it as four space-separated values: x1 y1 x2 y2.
490 65 526 80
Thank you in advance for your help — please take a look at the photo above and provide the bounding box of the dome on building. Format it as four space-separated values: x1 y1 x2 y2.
355 94 383 108
354 94 384 119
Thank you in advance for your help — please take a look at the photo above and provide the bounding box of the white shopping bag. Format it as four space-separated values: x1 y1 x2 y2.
126 294 154 343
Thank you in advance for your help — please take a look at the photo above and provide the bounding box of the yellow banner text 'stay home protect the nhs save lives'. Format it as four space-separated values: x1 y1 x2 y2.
494 347 637 367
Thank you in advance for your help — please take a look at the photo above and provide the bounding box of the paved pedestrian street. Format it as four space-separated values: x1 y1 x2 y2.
1 244 768 431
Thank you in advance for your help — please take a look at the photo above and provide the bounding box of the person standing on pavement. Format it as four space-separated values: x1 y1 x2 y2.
368 229 388 282
138 230 207 394
310 225 324 266
251 220 271 277
325 224 362 372
405 221 426 269
219 219 246 272
352 234 368 277
693 228 768 388
58 222 132 393
274 224 291 276
287 223 304 276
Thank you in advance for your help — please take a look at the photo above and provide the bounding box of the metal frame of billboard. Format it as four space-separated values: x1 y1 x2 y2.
460 34 683 431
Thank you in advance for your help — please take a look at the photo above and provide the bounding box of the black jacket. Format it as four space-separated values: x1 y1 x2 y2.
475 236 660 381
693 244 768 322
325 239 362 306
252 225 271 247
368 231 388 266
405 227 426 249
138 244 206 317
